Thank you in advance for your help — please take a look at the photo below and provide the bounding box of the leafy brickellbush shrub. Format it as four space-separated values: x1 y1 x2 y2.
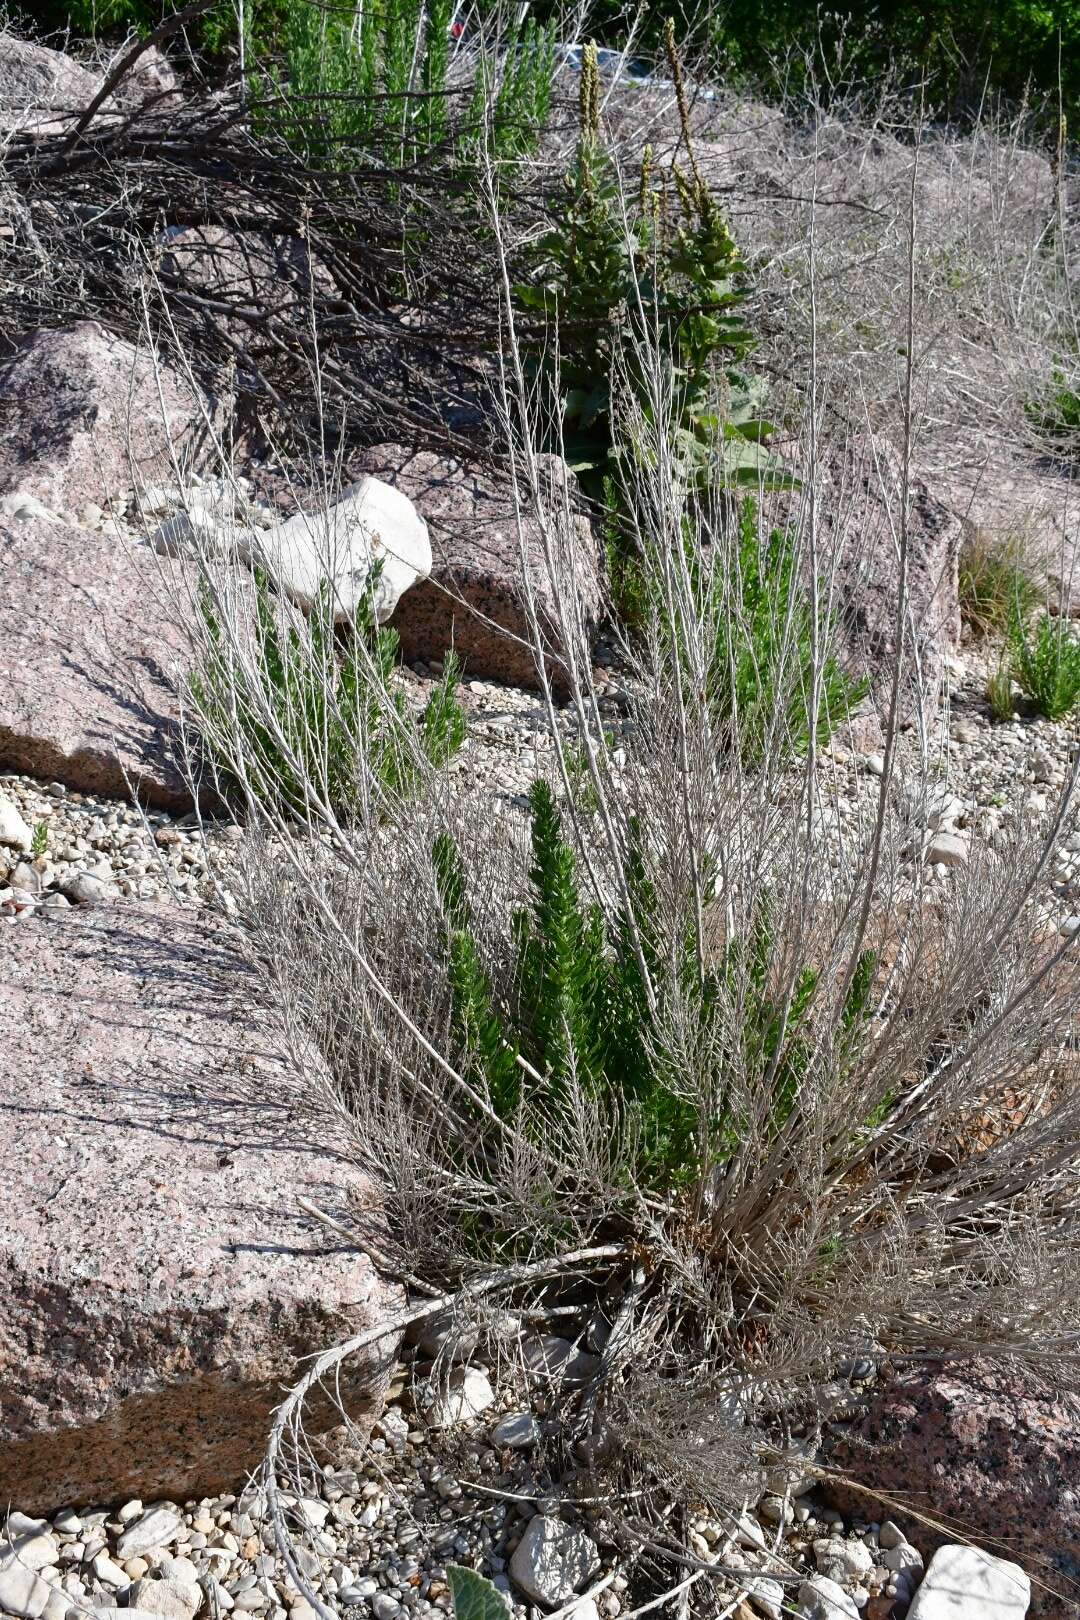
1009 603 1080 719
433 776 876 1199
195 565 465 818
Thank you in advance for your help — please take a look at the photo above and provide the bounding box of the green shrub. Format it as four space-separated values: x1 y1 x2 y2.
433 777 876 1196
986 659 1016 721
1008 603 1080 719
702 498 867 762
514 33 781 507
1027 361 1080 450
195 564 465 817
250 0 553 172
958 527 1038 637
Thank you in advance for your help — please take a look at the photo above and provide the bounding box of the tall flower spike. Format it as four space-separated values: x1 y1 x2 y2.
580 40 600 142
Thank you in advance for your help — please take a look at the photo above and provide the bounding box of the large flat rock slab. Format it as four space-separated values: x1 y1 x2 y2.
0 902 401 1513
0 517 192 807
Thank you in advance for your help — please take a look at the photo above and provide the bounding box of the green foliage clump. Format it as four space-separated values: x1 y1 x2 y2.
958 527 1039 637
434 779 877 1193
514 33 780 504
249 0 553 172
1027 360 1080 451
1008 603 1080 719
196 565 465 817
702 498 867 762
986 659 1017 722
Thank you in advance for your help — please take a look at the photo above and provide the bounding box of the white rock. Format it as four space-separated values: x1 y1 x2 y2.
40 1586 69 1620
0 491 60 525
813 1537 874 1581
1 1516 57 1573
0 794 32 853
418 1309 479 1363
128 1576 202 1620
426 1365 495 1427
246 477 430 623
491 1411 541 1449
61 870 121 904
906 1545 1030 1619
371 1596 400 1620
91 1551 129 1588
881 1540 924 1573
522 1335 600 1385
116 1509 183 1560
0 1564 51 1619
158 1558 199 1588
877 1522 904 1551
734 1514 768 1551
745 1577 785 1620
762 1442 818 1498
293 1500 330 1531
797 1577 859 1620
509 1516 601 1607
926 831 968 867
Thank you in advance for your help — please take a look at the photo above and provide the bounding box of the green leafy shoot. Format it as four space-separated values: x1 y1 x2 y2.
446 1567 511 1620
1008 604 1080 720
194 564 465 818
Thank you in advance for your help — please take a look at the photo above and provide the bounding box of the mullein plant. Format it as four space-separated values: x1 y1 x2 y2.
514 28 784 503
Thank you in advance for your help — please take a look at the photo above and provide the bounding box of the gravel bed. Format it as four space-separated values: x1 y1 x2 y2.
0 1358 922 1620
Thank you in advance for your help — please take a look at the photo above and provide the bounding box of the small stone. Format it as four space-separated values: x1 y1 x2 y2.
234 1590 269 1612
863 754 885 777
0 1564 50 1620
372 1597 401 1620
491 1412 540 1450
118 1501 145 1524
734 1514 767 1551
1 1515 57 1572
926 832 968 868
53 1512 82 1537
906 1545 1029 1619
745 1578 784 1620
92 1551 129 1588
124 1558 150 1580
509 1516 601 1607
798 1576 860 1620
877 1523 904 1552
757 1497 793 1530
117 1510 184 1561
61 870 120 904
0 794 32 852
128 1575 202 1620
294 1501 330 1532
426 1366 495 1427
881 1542 923 1574
522 1336 599 1386
814 1538 874 1582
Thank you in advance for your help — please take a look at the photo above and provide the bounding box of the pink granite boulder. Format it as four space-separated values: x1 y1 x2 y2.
0 322 210 518
0 516 192 806
0 34 102 135
357 445 602 689
824 1362 1080 1617
0 901 401 1514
